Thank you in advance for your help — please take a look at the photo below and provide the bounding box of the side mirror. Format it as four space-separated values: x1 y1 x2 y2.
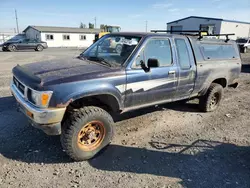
140 58 159 72
147 58 159 68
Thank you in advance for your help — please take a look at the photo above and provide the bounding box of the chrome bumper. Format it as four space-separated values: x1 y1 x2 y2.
11 83 66 135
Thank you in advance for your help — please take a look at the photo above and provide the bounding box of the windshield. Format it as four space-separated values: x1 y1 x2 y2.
81 35 141 66
236 38 248 43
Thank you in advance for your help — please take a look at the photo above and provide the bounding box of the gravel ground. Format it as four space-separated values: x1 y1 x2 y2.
0 48 250 188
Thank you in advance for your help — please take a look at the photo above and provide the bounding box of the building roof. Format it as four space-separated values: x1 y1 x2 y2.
167 16 250 25
23 26 102 34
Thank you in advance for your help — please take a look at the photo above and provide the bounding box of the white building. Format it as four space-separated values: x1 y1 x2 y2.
167 16 250 40
24 26 101 48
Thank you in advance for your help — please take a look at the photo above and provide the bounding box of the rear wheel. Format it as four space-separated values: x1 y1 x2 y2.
199 83 223 112
36 45 43 51
61 106 114 161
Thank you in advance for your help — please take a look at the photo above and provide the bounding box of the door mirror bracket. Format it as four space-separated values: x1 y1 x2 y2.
140 60 150 72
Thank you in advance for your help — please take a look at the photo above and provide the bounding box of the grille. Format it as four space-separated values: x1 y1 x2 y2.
13 77 25 95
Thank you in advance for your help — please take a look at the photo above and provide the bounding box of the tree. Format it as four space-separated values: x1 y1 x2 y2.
100 24 105 30
89 23 94 29
79 22 84 28
79 22 87 28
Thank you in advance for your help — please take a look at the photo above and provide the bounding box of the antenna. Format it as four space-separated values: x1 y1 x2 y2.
15 9 19 33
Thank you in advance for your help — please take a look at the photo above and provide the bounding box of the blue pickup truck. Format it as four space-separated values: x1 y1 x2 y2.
11 32 241 161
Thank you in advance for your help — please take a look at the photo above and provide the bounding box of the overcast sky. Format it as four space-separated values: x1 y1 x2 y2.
0 0 249 33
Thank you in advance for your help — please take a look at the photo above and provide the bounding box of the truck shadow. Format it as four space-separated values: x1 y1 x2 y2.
114 101 200 122
0 97 249 188
1 96 249 187
90 140 250 188
241 64 250 73
0 96 71 163
0 95 208 163
0 96 200 164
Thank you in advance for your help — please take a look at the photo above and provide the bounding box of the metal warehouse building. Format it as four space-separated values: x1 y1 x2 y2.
24 26 101 48
167 16 250 40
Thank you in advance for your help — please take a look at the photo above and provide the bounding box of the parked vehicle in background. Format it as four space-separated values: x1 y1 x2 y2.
236 38 250 53
94 25 121 42
100 36 139 54
10 32 241 161
2 38 48 52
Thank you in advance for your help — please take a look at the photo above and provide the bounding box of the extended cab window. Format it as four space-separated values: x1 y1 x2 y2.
144 38 172 67
200 43 238 60
175 39 191 69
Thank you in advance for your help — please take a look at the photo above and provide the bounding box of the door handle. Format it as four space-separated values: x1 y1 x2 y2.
168 70 176 75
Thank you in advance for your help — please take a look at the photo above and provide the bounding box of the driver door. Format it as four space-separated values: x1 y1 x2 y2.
124 37 178 109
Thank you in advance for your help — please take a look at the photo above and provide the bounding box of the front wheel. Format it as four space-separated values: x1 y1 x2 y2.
61 106 114 161
199 83 223 112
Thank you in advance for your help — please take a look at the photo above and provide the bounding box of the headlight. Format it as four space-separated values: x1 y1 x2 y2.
30 90 53 108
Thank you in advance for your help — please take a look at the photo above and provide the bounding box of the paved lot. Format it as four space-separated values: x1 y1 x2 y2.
0 48 250 188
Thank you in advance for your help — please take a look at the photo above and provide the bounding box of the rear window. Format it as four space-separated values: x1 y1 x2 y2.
200 43 238 60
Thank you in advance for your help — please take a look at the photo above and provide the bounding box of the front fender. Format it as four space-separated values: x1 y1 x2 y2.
48 80 124 109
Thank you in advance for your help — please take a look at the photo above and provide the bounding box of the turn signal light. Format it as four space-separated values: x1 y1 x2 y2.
41 93 50 106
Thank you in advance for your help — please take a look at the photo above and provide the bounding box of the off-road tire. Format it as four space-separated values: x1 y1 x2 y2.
36 45 43 51
199 83 223 112
61 106 114 161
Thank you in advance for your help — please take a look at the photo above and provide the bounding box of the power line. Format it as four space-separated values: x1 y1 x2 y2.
15 9 19 33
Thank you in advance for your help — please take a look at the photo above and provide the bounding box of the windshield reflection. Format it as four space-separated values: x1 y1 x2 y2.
81 35 141 66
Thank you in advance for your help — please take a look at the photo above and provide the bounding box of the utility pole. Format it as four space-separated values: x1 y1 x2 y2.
15 9 19 33
94 17 97 29
146 20 148 32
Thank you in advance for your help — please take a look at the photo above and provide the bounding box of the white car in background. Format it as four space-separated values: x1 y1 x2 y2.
236 38 250 53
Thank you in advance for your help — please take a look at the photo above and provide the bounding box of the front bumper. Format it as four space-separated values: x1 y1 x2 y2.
11 83 66 135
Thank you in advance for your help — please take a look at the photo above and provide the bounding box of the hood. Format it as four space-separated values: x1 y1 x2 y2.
3 41 15 45
22 58 111 85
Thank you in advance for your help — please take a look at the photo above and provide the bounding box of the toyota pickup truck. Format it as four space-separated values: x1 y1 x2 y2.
11 32 241 161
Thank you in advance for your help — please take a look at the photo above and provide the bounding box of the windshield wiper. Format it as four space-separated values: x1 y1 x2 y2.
86 56 112 67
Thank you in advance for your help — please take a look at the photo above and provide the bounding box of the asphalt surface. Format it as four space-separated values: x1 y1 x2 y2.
0 48 250 188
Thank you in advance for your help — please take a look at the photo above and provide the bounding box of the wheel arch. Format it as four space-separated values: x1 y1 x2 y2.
212 78 227 88
199 77 227 96
67 93 121 113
